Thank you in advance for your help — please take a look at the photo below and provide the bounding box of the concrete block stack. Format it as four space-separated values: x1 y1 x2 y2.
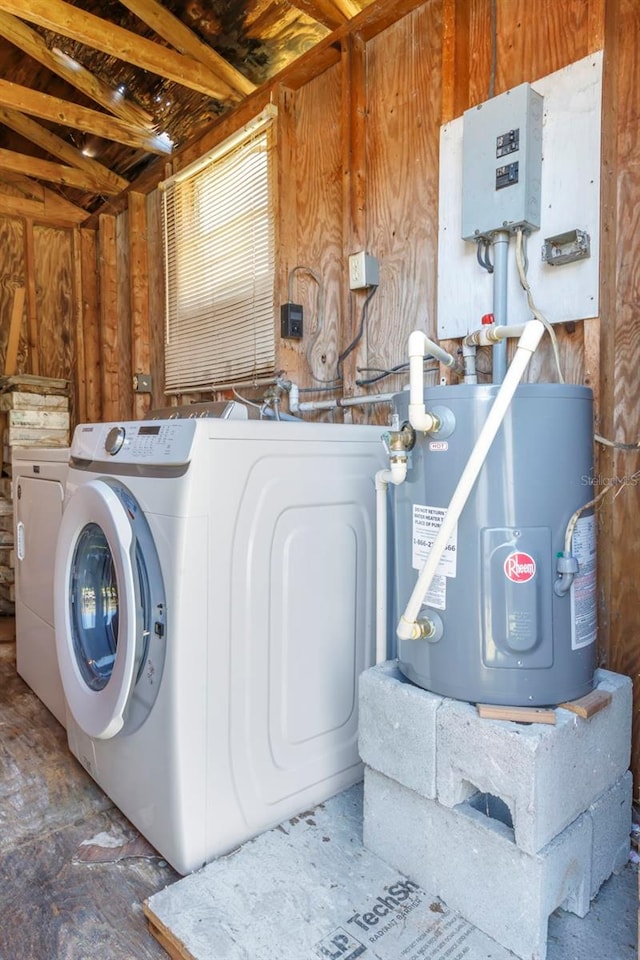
359 661 632 960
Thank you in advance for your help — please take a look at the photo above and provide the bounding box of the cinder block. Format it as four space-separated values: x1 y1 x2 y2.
358 661 442 798
589 771 632 898
364 767 592 960
436 669 632 854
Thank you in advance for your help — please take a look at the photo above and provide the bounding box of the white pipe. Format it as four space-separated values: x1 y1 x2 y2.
464 324 527 347
397 319 545 642
408 331 461 432
289 387 396 414
375 458 408 663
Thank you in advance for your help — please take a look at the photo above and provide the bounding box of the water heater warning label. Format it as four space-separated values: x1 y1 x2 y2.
412 505 458 581
571 514 597 650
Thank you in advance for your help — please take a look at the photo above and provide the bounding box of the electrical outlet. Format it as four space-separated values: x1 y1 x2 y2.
348 251 379 290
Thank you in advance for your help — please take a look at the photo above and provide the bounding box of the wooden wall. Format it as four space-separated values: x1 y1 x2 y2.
0 0 638 788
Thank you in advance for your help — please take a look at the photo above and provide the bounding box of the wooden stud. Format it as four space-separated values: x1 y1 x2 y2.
23 219 39 377
98 215 119 422
72 229 86 424
80 229 101 422
4 286 25 377
128 193 151 420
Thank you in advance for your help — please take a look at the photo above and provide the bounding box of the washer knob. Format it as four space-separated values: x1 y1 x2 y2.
105 426 126 455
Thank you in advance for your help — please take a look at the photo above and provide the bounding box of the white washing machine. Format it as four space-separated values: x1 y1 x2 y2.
55 416 386 874
13 446 69 727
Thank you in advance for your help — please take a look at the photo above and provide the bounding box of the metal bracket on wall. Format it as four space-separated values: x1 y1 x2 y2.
541 229 591 267
133 373 153 393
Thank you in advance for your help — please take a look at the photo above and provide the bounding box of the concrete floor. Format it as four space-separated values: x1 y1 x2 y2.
1 634 636 960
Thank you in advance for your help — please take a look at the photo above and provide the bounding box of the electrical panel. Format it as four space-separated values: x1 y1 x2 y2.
461 83 543 241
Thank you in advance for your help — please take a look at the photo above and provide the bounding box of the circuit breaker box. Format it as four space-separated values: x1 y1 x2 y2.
461 83 543 241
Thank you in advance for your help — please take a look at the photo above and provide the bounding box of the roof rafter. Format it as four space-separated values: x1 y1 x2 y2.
0 146 122 194
118 0 256 99
0 0 239 101
0 79 172 154
0 10 154 129
0 108 129 194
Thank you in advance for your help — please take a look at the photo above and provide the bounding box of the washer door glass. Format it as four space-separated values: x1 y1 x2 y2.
70 522 120 692
54 479 138 740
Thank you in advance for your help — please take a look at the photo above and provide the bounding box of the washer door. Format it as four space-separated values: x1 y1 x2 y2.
55 479 139 739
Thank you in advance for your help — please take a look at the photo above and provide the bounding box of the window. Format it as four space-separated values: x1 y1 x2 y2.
161 107 276 393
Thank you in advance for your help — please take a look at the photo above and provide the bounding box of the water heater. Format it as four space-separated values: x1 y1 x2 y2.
392 382 596 706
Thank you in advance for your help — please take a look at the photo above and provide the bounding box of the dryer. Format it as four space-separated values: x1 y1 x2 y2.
13 446 69 726
55 417 386 874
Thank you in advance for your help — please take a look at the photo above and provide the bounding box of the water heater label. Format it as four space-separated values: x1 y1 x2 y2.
412 505 458 579
571 514 597 649
422 573 447 610
503 552 536 583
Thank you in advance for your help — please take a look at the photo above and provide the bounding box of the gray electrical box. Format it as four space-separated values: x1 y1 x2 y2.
461 83 543 241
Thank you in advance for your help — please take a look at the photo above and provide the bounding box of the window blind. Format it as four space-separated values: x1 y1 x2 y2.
161 109 276 393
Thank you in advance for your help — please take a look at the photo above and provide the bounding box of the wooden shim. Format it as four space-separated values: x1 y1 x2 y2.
477 704 557 725
143 905 193 960
4 286 25 377
559 689 612 720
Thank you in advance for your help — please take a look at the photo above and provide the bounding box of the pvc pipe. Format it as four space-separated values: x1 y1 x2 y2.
408 331 461 432
462 343 478 384
375 458 408 663
396 319 546 642
492 231 510 383
463 324 527 347
289 386 396 414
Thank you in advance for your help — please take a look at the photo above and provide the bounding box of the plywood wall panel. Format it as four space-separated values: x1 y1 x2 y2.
33 226 74 383
289 64 344 390
494 0 592 94
364 2 443 399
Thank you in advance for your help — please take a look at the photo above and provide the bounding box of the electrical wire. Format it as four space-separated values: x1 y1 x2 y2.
355 360 439 387
476 240 494 274
336 285 379 382
514 227 565 383
594 433 640 451
287 265 340 385
564 468 640 553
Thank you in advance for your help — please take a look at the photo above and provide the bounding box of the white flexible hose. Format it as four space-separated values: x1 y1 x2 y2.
375 459 408 663
396 319 546 641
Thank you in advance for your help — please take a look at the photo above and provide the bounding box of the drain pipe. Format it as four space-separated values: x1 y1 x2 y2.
397 318 546 642
375 427 413 663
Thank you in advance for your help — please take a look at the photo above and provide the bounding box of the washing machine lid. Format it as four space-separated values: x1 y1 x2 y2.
54 479 137 739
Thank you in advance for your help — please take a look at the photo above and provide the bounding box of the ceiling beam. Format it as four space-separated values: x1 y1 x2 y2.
0 80 172 153
0 108 129 194
0 0 239 101
285 0 347 31
0 146 121 194
118 0 255 98
0 11 155 129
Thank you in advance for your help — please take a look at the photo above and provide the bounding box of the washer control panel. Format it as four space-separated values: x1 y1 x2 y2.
71 419 198 465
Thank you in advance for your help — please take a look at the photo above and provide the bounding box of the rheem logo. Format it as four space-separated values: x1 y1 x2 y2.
504 552 536 583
